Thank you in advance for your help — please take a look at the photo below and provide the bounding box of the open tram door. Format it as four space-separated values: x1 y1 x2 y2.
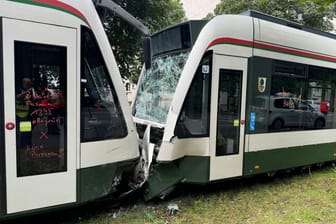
1 18 77 214
209 55 247 181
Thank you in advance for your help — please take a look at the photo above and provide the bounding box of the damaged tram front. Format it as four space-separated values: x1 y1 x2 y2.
132 21 208 199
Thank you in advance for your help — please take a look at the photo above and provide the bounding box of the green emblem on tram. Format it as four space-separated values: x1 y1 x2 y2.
258 77 267 93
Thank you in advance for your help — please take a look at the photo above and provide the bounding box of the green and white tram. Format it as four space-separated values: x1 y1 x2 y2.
133 11 336 200
0 0 145 219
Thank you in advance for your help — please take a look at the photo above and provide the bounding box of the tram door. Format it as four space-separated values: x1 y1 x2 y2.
2 19 77 213
209 55 247 181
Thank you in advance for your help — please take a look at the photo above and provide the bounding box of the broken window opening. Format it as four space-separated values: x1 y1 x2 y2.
134 52 190 124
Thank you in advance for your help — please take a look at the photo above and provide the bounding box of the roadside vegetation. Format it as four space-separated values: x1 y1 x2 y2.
6 164 336 224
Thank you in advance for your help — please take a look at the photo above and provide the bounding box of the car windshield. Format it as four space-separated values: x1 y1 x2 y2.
133 51 190 124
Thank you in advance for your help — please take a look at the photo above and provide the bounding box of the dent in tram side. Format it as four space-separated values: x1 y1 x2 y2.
78 160 134 202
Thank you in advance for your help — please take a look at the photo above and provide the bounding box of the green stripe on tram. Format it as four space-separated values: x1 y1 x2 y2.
243 143 336 175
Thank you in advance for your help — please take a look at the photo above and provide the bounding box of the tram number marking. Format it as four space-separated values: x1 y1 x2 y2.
202 65 210 74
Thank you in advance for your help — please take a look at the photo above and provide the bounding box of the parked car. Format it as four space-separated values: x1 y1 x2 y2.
302 99 320 112
269 97 326 130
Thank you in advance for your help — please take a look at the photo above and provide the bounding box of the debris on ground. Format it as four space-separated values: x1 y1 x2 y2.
167 203 179 215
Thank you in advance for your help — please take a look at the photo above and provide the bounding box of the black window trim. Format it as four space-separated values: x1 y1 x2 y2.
0 17 7 215
272 59 308 79
174 50 213 139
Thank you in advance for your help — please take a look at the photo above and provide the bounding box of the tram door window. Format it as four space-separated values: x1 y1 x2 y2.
80 26 127 142
15 41 67 177
216 69 242 156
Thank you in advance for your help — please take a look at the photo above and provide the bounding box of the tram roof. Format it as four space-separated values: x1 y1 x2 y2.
241 10 336 40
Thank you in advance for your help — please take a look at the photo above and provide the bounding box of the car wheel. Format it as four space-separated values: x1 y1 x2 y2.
314 118 325 128
271 119 283 130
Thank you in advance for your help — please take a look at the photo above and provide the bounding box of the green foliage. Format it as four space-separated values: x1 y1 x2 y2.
144 211 166 224
103 0 186 82
307 0 335 6
208 0 335 32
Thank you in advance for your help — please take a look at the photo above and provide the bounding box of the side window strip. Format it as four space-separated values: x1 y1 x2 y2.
174 51 212 138
80 26 127 142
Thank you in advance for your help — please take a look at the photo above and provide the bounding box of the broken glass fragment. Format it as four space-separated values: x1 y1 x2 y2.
134 52 190 124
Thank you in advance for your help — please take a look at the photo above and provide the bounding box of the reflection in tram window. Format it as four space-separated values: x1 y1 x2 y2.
308 66 336 128
249 58 336 133
15 41 67 177
216 69 242 156
268 60 334 132
81 26 127 142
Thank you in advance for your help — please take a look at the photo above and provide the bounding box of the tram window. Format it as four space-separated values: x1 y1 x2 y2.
152 24 191 56
269 60 329 131
269 61 307 131
308 66 336 129
15 41 67 177
81 26 127 142
271 61 307 97
174 52 212 138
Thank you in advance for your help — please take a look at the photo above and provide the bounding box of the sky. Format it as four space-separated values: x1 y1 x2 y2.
181 0 221 19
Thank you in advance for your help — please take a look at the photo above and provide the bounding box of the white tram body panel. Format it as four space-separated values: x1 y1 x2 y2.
0 0 138 169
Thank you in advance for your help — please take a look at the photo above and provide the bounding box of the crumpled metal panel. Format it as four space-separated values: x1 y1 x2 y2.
134 52 189 124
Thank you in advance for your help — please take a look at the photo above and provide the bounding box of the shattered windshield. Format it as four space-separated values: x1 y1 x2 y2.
133 52 190 124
